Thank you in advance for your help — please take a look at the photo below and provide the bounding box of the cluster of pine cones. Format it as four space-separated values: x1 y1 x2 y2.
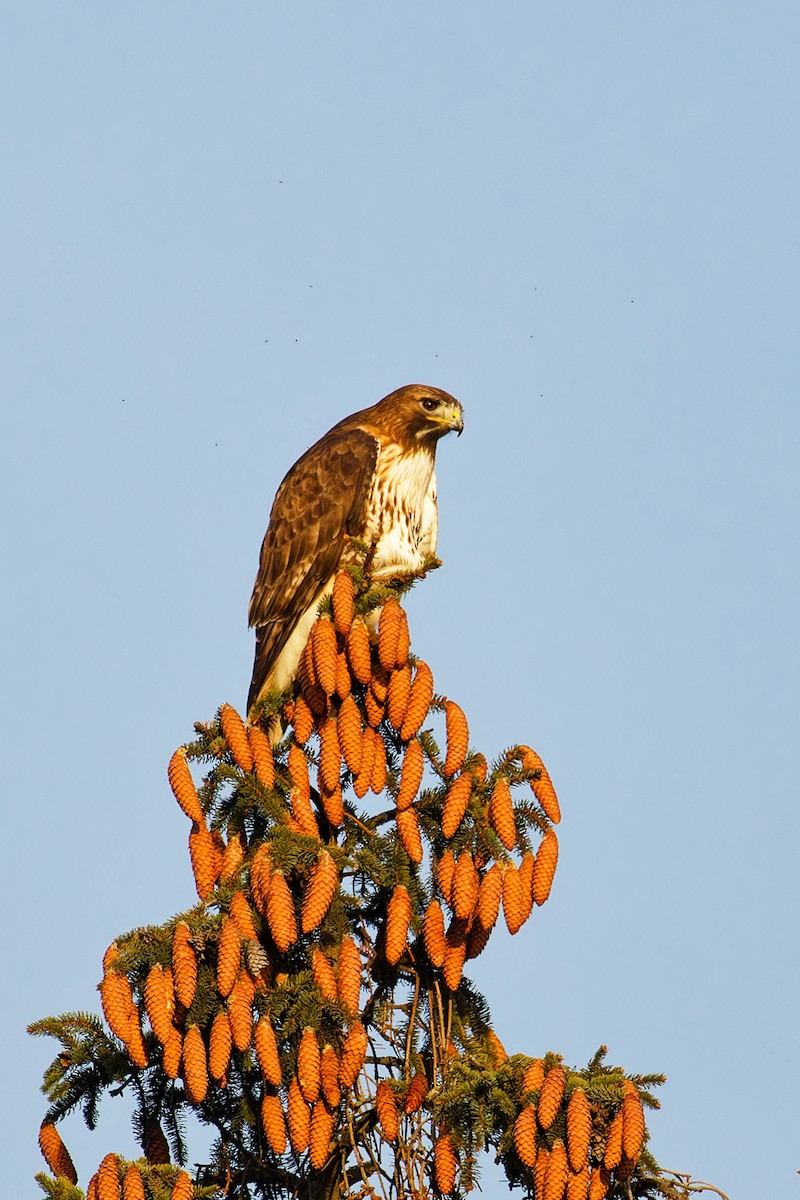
37 574 647 1200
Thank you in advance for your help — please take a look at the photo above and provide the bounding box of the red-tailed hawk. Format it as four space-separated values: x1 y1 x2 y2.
247 384 463 717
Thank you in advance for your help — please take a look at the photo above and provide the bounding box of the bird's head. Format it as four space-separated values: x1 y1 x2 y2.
374 384 464 448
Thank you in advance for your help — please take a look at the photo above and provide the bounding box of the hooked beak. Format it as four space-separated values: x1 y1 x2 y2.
440 403 464 436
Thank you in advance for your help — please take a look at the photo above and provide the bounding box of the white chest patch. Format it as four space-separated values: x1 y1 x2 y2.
362 443 438 578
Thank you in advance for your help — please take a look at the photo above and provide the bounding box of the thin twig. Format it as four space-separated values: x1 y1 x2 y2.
405 972 420 1076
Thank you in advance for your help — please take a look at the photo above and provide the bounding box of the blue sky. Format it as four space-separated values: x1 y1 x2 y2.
3 4 798 1197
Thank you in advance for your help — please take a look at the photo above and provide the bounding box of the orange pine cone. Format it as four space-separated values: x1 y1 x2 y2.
102 941 120 973
228 975 255 1052
604 1107 624 1168
309 1099 335 1169
518 852 535 925
144 964 174 1046
386 662 412 730
122 1163 145 1200
513 1104 537 1167
567 1087 592 1172
320 782 345 827
219 703 253 772
566 1167 590 1200
312 617 339 697
443 701 469 777
97 1152 121 1200
100 971 136 1042
305 676 330 725
320 1043 342 1107
229 890 259 941
286 747 319 837
300 639 325 695
171 1169 193 1200
163 1027 183 1079
520 746 561 824
388 662 412 734
423 898 446 967
311 945 338 1000
369 662 390 709
622 1089 646 1162
216 916 241 999
287 1075 311 1153
442 917 467 991
261 1089 287 1155
301 849 339 933
86 1174 99 1200
538 1064 566 1130
254 1012 282 1085
346 617 372 685
318 716 342 794
476 862 504 931
452 851 479 920
370 729 387 794
352 723 376 798
533 830 559 906
337 935 362 1015
378 598 402 671
471 754 488 783
396 738 424 811
337 692 363 774
396 603 411 666
182 1025 208 1104
441 772 472 840
167 747 204 824
522 1058 545 1095
397 807 423 864
437 849 456 907
266 871 298 952
126 1017 149 1070
399 660 434 740
297 1025 322 1103
465 917 492 960
588 1166 611 1200
248 724 275 788
364 685 385 729
172 922 198 1009
534 1147 550 1199
484 1029 506 1066
142 1119 171 1164
385 884 412 965
338 1021 368 1089
332 570 355 635
298 632 318 694
433 1128 457 1195
544 1139 569 1200
335 647 352 699
188 819 220 902
292 695 315 745
291 788 320 838
489 778 517 850
404 1070 428 1114
502 862 528 935
249 843 274 915
376 1079 399 1142
219 831 246 882
335 651 352 703
208 1010 233 1083
38 1123 77 1183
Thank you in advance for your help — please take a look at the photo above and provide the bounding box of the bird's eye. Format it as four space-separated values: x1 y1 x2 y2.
420 397 438 412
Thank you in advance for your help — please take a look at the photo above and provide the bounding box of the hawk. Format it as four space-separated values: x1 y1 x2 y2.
247 384 464 718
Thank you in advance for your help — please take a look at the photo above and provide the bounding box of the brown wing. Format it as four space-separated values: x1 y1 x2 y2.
247 425 378 711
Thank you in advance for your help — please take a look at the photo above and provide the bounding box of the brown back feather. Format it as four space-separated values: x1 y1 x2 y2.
247 426 378 711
